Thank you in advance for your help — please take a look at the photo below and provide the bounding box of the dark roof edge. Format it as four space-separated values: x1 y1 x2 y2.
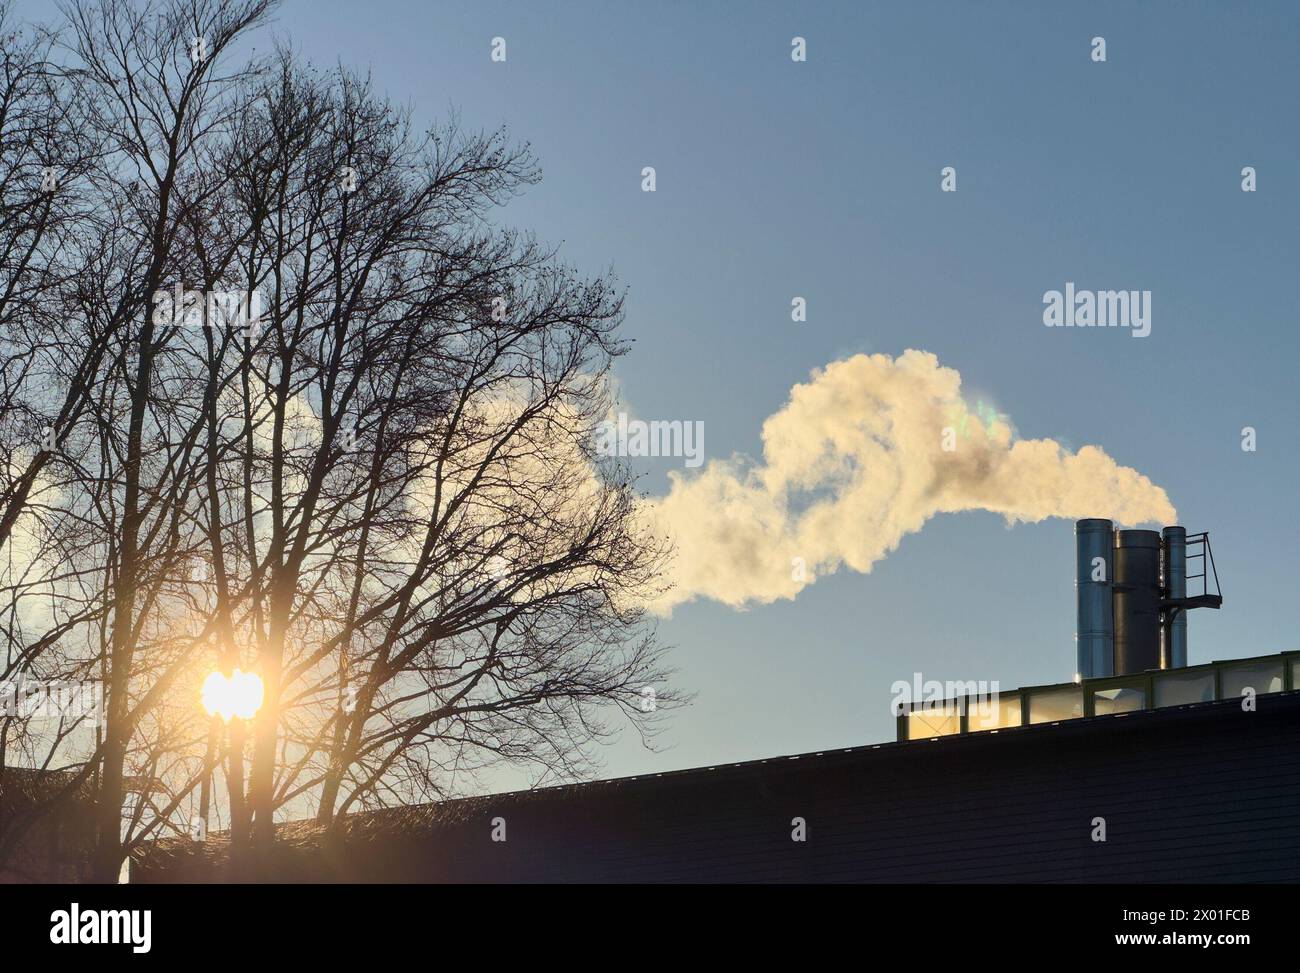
384 687 1300 813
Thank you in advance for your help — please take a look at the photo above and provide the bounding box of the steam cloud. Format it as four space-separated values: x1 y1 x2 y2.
645 350 1176 613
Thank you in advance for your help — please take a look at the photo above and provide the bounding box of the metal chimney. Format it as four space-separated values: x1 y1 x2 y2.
1073 519 1220 680
1114 529 1162 675
1075 518 1114 679
1161 526 1187 668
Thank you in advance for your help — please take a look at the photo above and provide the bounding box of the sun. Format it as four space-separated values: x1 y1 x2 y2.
201 668 265 721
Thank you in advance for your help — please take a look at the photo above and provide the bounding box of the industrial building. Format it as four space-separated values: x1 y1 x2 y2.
130 519 1300 883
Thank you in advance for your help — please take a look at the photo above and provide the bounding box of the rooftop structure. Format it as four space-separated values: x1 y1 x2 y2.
898 650 1298 740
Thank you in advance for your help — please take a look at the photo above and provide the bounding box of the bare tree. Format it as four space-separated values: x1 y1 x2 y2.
0 0 675 882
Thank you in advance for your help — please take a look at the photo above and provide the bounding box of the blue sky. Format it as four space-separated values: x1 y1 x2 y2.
283 0 1300 780
30 0 1300 782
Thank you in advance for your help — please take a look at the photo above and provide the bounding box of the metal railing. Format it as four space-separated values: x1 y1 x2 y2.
1184 531 1222 601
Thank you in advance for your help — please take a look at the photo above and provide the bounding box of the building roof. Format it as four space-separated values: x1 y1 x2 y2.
132 681 1300 883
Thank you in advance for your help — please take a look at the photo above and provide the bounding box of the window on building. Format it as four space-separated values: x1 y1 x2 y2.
1026 686 1083 725
1220 660 1284 700
967 691 1021 731
906 704 961 739
1093 684 1146 716
1153 669 1215 708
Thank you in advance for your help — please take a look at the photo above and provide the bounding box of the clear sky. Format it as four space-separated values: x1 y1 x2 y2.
27 0 1300 783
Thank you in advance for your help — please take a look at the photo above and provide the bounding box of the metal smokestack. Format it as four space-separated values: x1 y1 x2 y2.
1162 526 1187 668
1075 518 1114 679
1114 529 1162 675
1073 520 1219 679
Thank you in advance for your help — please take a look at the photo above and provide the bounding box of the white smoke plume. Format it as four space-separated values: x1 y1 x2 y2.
645 349 1176 613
